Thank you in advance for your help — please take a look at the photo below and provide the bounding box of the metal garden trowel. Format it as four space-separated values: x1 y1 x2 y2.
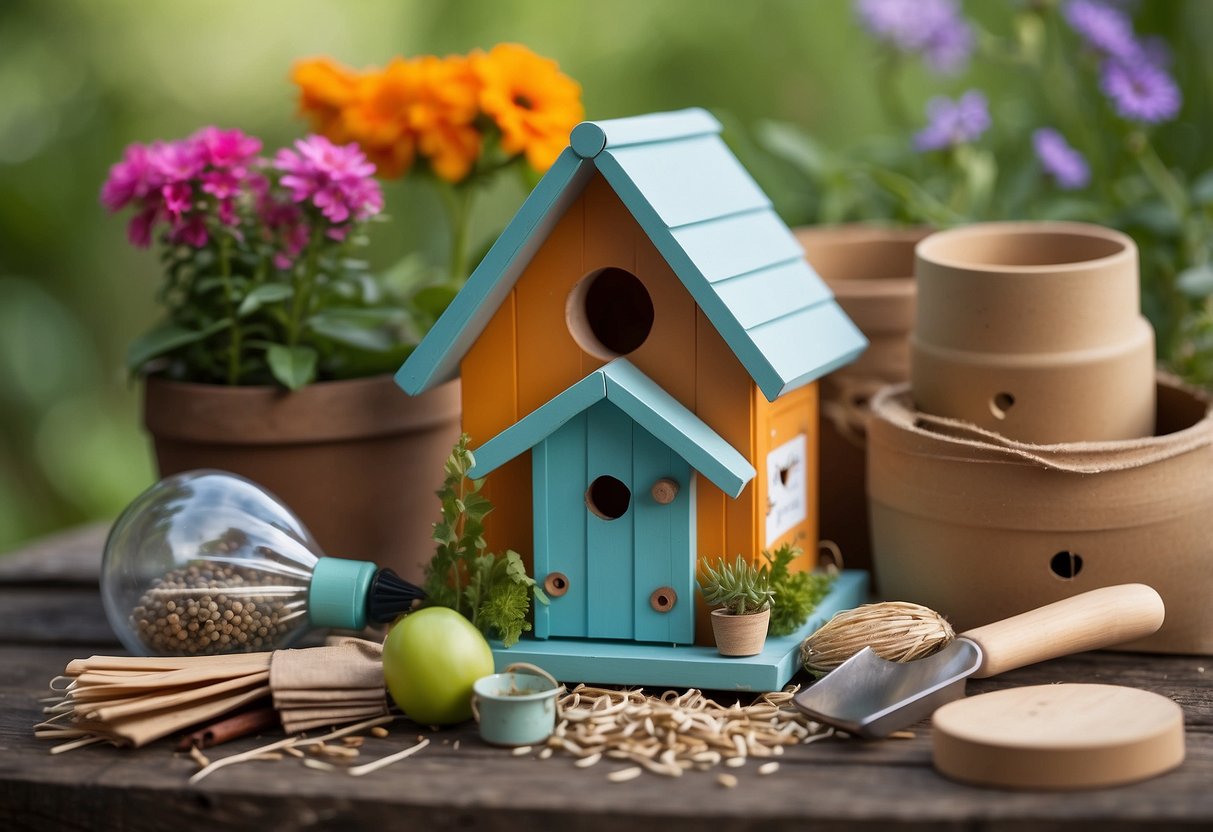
793 584 1165 738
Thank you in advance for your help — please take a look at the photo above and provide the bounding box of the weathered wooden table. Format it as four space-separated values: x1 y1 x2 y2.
1 525 1210 831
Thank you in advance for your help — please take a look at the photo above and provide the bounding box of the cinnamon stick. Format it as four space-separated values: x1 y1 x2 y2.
176 704 278 750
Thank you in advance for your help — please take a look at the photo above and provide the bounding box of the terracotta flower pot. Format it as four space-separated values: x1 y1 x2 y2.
710 607 770 657
868 374 1213 655
912 221 1156 444
796 225 929 579
143 374 461 583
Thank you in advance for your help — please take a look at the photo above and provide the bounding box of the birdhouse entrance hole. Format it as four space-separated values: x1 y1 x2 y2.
586 475 631 520
567 267 655 359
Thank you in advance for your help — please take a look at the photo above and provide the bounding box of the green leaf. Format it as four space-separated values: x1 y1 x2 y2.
410 284 460 323
753 120 828 178
266 344 317 390
1118 201 1182 237
1192 170 1213 206
237 283 293 317
1177 265 1213 299
307 308 419 352
125 319 233 373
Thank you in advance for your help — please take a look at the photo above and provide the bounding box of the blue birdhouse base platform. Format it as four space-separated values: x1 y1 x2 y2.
490 570 868 692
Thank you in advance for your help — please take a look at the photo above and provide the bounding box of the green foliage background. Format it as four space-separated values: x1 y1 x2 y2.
2 0 1212 551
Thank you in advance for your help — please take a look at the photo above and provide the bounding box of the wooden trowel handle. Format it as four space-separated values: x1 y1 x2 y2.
963 584 1164 679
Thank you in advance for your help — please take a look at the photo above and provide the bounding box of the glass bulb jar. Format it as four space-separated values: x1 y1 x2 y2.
102 470 422 656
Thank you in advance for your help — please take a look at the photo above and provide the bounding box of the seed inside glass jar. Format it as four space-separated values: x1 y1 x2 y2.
130 562 306 655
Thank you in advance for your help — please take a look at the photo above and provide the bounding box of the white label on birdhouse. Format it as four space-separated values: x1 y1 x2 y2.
766 434 807 546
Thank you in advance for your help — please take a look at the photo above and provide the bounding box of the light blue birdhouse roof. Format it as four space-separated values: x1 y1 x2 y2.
469 359 756 498
396 108 867 402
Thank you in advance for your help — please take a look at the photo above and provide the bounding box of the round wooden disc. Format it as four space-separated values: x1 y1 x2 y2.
932 684 1184 790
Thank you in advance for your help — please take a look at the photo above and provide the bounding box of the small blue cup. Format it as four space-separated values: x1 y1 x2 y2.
472 662 562 747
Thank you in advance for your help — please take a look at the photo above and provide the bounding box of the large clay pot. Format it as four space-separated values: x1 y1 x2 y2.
143 374 461 583
912 222 1156 444
795 225 928 579
868 375 1213 655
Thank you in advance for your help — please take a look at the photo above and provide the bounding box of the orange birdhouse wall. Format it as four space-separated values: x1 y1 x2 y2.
459 174 820 646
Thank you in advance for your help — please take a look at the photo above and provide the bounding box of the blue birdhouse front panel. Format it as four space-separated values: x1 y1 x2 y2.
532 399 696 645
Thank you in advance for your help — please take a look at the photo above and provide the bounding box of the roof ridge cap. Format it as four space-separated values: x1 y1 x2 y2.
570 108 721 159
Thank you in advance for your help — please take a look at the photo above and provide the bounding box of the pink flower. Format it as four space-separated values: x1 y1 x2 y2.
162 182 193 220
257 193 310 269
200 170 243 200
274 135 383 226
171 215 209 248
217 198 239 228
101 144 163 212
127 205 159 248
150 139 203 182
192 126 262 169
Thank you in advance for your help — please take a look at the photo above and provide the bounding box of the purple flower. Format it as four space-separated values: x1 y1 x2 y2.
1139 35 1173 69
922 18 975 75
855 0 974 74
1063 0 1141 61
273 136 383 226
913 90 991 151
1033 128 1091 190
1101 59 1182 123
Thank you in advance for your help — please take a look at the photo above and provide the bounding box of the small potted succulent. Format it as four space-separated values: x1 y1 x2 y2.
699 557 776 657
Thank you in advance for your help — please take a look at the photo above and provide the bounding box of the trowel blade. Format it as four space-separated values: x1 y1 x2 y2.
793 638 984 738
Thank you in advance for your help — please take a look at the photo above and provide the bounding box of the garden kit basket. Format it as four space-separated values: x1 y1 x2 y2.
868 374 1213 654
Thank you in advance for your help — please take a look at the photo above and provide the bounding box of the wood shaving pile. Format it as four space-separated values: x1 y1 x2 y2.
529 684 835 781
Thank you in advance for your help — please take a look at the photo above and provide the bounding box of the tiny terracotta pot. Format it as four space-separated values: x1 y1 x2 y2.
868 374 1213 655
710 607 771 657
143 374 461 583
796 225 929 580
912 221 1156 444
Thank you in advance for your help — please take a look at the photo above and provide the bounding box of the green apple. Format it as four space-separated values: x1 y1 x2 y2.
382 606 495 725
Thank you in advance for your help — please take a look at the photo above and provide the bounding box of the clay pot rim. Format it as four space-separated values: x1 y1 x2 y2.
827 277 916 299
709 606 771 618
916 221 1135 276
795 224 931 245
143 372 461 444
872 375 1211 454
143 372 403 398
795 225 928 294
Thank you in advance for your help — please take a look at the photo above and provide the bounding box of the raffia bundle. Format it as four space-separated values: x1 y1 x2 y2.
799 601 955 673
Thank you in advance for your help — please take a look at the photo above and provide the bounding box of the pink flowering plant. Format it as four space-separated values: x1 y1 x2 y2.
102 128 420 389
746 0 1213 386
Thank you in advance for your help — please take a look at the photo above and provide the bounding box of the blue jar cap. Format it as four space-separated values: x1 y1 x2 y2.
309 557 376 630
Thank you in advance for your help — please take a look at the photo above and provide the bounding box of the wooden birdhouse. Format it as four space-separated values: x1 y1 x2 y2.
397 109 868 689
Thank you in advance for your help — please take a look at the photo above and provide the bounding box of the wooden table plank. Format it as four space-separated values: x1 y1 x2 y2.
0 523 108 586
0 528 1211 830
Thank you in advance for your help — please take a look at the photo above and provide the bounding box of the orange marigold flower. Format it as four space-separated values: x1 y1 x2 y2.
471 43 584 172
291 57 359 137
410 55 482 183
339 58 418 178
